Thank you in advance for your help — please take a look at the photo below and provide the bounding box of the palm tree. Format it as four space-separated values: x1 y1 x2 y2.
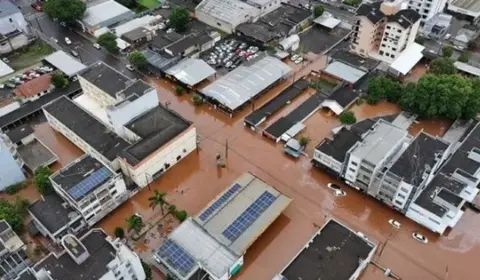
126 215 143 233
148 190 167 215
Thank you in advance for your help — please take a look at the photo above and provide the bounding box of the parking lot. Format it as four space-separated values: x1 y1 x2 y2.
1 66 54 90
201 37 261 74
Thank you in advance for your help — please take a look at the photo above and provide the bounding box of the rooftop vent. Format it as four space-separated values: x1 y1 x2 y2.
61 234 90 265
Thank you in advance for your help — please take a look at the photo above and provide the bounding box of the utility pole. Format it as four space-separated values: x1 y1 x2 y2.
225 139 228 159
35 16 43 33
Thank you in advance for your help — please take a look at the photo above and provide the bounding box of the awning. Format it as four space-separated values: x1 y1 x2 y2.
390 43 425 75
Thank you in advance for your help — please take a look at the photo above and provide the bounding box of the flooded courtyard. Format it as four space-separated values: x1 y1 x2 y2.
12 56 480 280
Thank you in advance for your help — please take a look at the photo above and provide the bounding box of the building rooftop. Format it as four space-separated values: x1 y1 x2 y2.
5 124 33 143
202 55 291 111
51 155 115 201
16 269 37 280
14 74 52 99
330 49 380 72
350 119 407 164
165 33 212 56
34 230 116 280
80 61 132 98
390 43 424 75
149 32 184 51
81 0 133 27
29 194 79 234
449 0 480 15
43 96 129 161
165 58 216 87
155 172 292 279
0 59 13 77
44 51 87 77
322 86 360 113
122 27 150 42
388 133 448 186
143 49 181 72
323 61 367 84
441 122 480 176
121 105 191 165
279 219 375 280
17 139 58 171
316 127 363 163
357 2 420 27
195 0 257 25
0 0 20 18
236 4 311 43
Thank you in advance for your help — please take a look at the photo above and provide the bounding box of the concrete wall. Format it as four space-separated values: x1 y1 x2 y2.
195 10 236 33
119 127 197 187
78 76 117 107
0 138 25 191
0 12 28 35
313 149 343 175
0 33 29 55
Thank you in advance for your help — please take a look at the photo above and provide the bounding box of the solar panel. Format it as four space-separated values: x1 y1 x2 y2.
199 183 241 221
222 191 277 242
68 167 112 200
158 239 196 276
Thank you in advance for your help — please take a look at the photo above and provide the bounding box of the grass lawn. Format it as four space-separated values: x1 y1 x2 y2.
137 0 159 9
7 40 54 70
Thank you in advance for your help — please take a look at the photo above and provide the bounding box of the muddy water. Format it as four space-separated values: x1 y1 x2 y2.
29 61 480 280
409 118 452 137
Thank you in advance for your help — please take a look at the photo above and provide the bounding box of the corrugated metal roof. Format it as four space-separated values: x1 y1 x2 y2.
165 58 216 86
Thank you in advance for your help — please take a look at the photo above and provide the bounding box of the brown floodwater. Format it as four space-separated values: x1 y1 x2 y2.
27 58 480 280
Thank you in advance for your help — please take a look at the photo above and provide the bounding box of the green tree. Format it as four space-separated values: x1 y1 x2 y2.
458 53 469 63
168 204 177 213
169 7 190 32
314 5 325 17
175 86 185 96
114 227 125 239
415 37 425 45
442 46 453 57
192 94 204 106
43 0 86 24
468 41 477 50
148 190 167 215
299 136 311 147
115 0 137 9
14 197 30 216
97 32 118 53
0 199 25 232
429 57 456 75
127 51 147 68
34 167 53 195
51 74 69 88
339 111 357 124
126 215 144 233
142 261 153 280
175 210 187 222
367 76 402 104
463 78 480 119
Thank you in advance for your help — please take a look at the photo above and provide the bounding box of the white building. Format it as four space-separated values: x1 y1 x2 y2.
0 220 30 280
0 1 28 35
195 0 281 33
25 229 146 280
407 0 448 23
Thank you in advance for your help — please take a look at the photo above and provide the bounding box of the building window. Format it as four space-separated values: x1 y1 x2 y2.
349 167 355 173
400 187 408 193
394 200 403 205
176 155 181 161
386 26 391 29
351 161 358 166
385 52 390 56
392 47 397 51
379 50 384 55
390 54 395 58
216 22 221 27
398 193 406 199
381 44 386 47
9 18 12 22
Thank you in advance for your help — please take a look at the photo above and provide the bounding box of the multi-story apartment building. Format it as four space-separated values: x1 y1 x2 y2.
407 0 448 23
351 0 421 63
343 119 408 192
50 155 129 227
19 229 145 280
0 220 30 280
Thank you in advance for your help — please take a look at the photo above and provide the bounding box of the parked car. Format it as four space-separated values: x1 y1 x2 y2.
388 219 401 229
93 43 101 50
333 189 346 197
51 37 58 43
65 37 71 45
327 183 341 190
166 28 174 34
412 232 428 244
70 49 79 57
4 82 16 89
291 54 299 61
2 57 9 63
294 57 304 64
0 84 4 89
126 64 135 71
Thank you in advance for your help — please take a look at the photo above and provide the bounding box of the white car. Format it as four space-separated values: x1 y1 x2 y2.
333 189 346 197
65 37 71 45
93 43 101 50
291 54 299 61
51 37 58 43
294 57 304 64
166 28 174 34
126 64 135 71
412 232 428 244
388 219 401 229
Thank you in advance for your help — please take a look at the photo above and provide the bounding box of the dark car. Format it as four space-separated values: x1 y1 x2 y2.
70 50 79 57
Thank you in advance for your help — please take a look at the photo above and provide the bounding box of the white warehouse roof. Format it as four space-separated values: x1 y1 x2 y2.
390 43 424 75
195 0 258 26
202 55 291 111
82 0 132 27
44 50 87 77
113 15 160 36
323 61 366 84
165 58 216 87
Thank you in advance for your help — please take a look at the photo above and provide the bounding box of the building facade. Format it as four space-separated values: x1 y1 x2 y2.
0 220 30 280
407 0 447 23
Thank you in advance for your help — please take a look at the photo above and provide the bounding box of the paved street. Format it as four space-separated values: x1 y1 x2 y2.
26 13 142 79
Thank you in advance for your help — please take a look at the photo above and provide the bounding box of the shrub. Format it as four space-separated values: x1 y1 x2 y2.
175 86 185 95
168 204 177 213
339 111 357 124
114 227 125 239
442 46 453 57
458 53 469 63
192 94 204 106
175 210 187 222
299 136 311 147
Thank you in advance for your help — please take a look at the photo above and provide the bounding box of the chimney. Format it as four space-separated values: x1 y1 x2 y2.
380 0 402 16
61 234 90 265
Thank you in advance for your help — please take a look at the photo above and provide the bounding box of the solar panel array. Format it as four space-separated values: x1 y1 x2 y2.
158 239 196 276
68 167 112 200
223 191 277 242
199 183 242 221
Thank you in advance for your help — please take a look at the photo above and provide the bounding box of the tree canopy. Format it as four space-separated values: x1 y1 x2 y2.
442 46 453 57
127 51 147 68
339 111 357 124
97 32 118 53
458 53 469 63
0 198 27 233
51 74 69 88
366 76 403 104
44 0 86 24
148 190 167 215
34 167 53 195
169 7 190 32
126 215 144 233
314 5 325 17
114 227 125 239
115 0 137 9
429 57 456 75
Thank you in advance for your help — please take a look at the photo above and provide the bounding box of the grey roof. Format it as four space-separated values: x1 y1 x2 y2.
80 61 132 98
144 49 181 72
34 230 116 280
194 172 292 255
43 96 129 161
0 220 9 233
450 0 480 13
81 0 133 27
44 51 87 77
17 139 58 171
350 119 407 165
357 2 420 28
121 105 191 165
149 32 184 51
323 61 367 84
328 86 360 107
195 0 256 25
16 269 37 280
280 220 375 280
165 58 216 86
29 194 77 234
330 49 379 72
202 55 291 111
121 27 150 42
316 127 363 163
5 124 33 143
388 133 448 186
121 80 152 97
165 33 212 56
51 155 114 201
0 0 20 19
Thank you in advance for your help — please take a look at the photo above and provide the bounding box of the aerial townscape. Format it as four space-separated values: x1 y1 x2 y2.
0 0 480 279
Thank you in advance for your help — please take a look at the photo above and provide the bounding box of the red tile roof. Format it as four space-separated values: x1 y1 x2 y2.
14 74 52 98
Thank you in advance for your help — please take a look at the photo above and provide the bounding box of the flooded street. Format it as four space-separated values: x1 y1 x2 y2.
21 58 480 280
